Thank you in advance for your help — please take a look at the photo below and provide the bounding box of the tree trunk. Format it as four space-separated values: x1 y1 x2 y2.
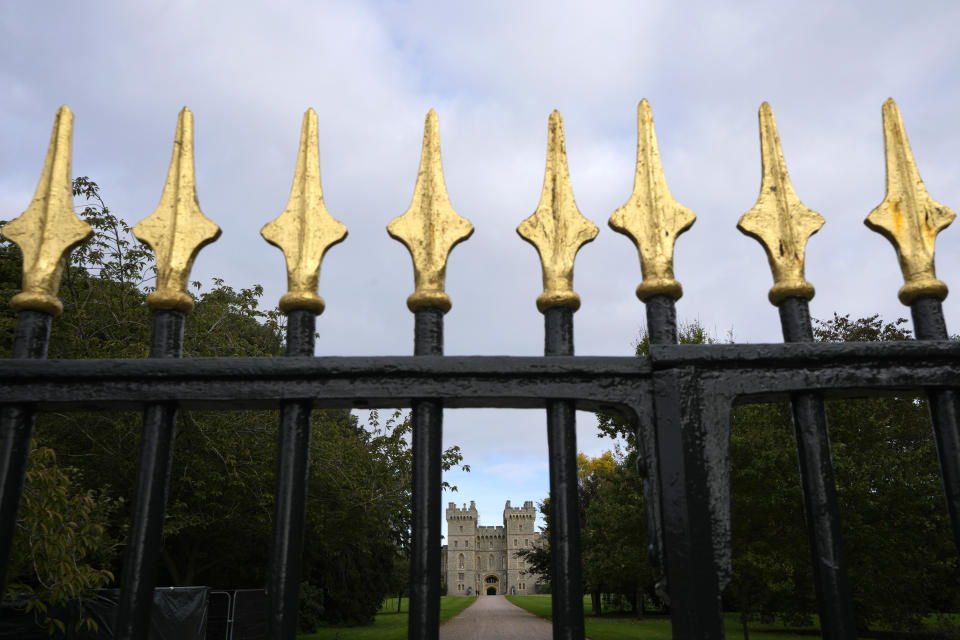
591 591 601 616
162 548 183 586
741 612 750 640
397 595 402 613
636 588 644 619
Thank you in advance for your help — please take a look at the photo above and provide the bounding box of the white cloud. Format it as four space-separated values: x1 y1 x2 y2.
3 0 960 535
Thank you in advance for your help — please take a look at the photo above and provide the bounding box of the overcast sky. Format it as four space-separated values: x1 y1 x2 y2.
3 1 960 536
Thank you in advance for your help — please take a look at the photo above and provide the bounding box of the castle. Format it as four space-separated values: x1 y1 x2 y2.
440 500 542 596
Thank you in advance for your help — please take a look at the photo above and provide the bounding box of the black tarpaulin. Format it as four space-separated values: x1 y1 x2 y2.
0 586 208 639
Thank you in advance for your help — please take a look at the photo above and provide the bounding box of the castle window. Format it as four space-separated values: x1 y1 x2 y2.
454 541 458 548
459 526 463 532
488 553 494 569
458 572 464 581
476 555 481 570
525 538 529 546
465 540 469 547
458 553 464 569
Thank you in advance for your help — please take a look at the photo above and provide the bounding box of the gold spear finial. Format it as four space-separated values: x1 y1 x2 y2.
262 109 347 314
609 100 695 301
865 98 955 305
2 106 92 316
737 102 825 305
518 111 598 313
387 109 473 313
133 108 221 313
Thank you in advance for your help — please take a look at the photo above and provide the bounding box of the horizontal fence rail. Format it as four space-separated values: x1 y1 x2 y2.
2 345 960 408
1 98 959 640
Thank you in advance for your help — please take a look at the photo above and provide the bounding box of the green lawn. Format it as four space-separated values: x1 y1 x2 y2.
506 595 819 640
298 595 957 640
297 596 476 640
505 596 960 639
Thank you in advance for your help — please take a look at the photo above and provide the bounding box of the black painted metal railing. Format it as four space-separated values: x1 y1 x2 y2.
2 99 960 640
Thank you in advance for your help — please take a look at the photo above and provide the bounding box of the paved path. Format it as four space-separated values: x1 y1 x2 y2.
439 595 554 639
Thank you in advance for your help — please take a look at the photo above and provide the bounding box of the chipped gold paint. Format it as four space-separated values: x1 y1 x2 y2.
2 106 92 316
865 98 955 305
133 108 221 313
517 111 598 313
387 110 473 313
262 109 347 314
609 100 694 302
737 102 824 305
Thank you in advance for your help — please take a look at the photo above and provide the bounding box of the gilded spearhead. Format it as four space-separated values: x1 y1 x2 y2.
865 98 955 305
737 102 824 305
387 110 473 313
518 111 598 313
609 100 694 302
133 108 221 313
262 109 347 314
2 106 92 316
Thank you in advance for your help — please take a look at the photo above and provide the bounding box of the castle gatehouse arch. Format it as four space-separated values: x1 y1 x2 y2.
484 574 499 595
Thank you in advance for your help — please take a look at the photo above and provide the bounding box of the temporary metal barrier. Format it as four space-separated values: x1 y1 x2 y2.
1 99 959 640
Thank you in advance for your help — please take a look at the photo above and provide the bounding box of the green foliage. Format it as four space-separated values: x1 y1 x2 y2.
298 580 325 634
578 450 653 617
3 442 120 634
729 314 959 631
301 409 466 625
518 450 655 617
590 317 959 632
2 178 469 629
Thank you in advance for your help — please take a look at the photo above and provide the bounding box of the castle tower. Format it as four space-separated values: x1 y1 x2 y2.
504 500 538 595
445 499 540 596
445 501 478 595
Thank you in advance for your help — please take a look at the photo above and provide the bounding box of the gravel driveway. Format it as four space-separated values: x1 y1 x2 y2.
439 595 555 639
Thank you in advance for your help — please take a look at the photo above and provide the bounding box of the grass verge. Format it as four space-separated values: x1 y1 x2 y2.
297 596 476 640
506 595 817 640
506 596 960 640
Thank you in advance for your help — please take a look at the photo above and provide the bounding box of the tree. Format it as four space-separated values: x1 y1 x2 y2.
578 449 653 617
2 178 470 630
728 314 960 632
3 442 120 634
593 317 959 633
517 450 655 617
298 408 467 626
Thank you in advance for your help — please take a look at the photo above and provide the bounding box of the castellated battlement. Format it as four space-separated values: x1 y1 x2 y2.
446 500 478 520
476 525 505 537
503 499 537 520
444 499 542 597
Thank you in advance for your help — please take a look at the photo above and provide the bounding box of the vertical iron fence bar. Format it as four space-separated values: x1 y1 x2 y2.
268 309 316 640
910 297 960 556
645 294 677 346
544 306 585 640
116 309 185 640
0 310 52 592
777 297 855 640
409 308 444 640
653 367 724 640
642 295 673 601
646 294 724 640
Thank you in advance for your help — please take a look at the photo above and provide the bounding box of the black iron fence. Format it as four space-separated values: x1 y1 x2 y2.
1 99 958 640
